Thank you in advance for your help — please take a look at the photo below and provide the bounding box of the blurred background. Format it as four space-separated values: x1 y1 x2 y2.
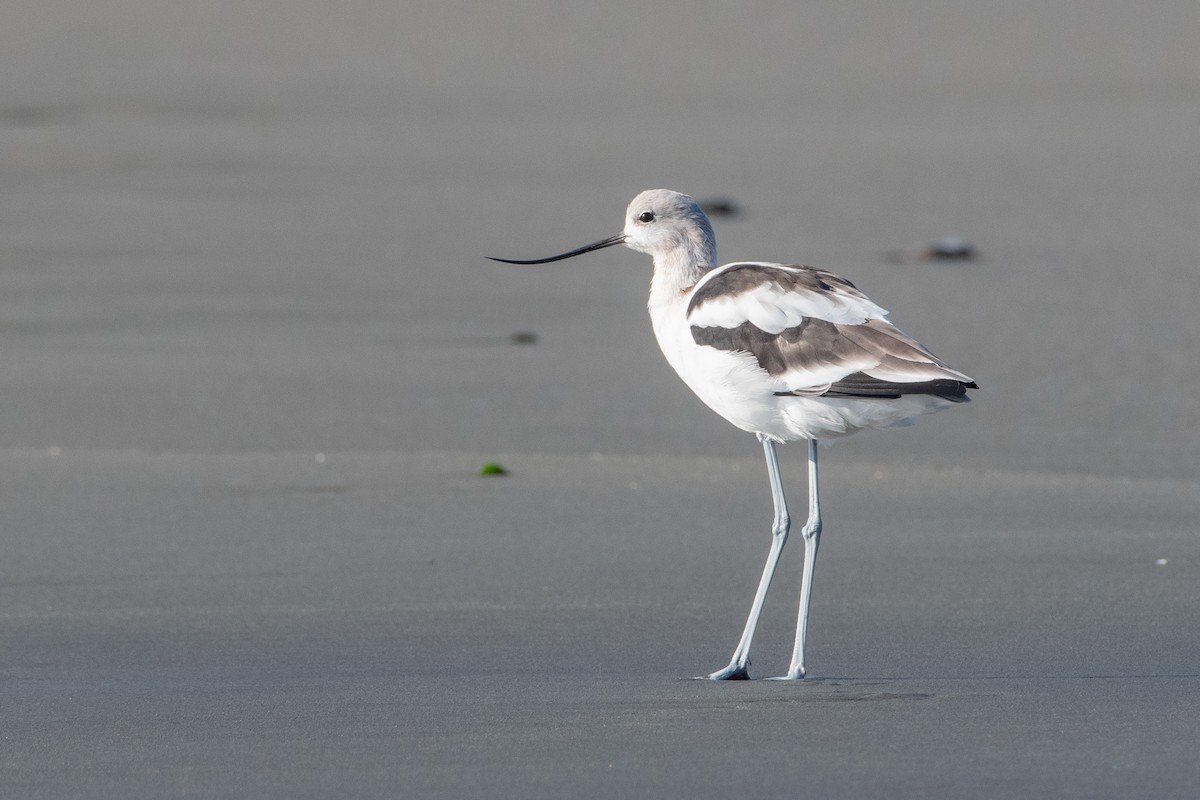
4 1 1198 477
3 3 1199 796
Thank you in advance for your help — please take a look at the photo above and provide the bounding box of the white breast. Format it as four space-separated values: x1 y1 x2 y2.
649 291 789 436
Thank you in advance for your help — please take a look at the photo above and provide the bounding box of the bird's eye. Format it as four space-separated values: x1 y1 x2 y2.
638 211 655 223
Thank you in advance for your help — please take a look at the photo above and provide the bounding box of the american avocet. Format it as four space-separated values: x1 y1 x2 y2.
491 189 977 680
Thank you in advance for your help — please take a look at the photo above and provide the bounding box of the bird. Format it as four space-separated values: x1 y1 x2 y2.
490 189 977 680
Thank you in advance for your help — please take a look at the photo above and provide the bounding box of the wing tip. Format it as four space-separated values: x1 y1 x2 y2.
818 375 978 402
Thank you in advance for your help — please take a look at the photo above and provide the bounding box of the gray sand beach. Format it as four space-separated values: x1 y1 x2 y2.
3 2 1198 797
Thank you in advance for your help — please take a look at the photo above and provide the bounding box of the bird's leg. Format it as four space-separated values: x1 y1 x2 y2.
700 433 791 680
770 438 821 680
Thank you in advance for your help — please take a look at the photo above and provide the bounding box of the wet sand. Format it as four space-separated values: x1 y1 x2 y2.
2 2 1198 797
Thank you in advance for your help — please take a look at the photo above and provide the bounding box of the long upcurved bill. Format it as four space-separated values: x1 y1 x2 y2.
488 233 626 264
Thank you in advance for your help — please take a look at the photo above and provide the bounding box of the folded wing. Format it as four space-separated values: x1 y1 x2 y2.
688 263 977 401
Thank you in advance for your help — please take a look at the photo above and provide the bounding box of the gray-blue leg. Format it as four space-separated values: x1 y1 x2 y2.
770 438 821 680
700 433 791 680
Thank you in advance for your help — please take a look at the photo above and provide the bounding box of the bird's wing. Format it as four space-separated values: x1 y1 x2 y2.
688 263 976 400
688 262 888 331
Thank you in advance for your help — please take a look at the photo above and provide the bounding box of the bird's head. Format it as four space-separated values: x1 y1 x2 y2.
488 189 716 271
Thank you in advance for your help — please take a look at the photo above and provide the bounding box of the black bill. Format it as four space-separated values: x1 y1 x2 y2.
488 233 626 264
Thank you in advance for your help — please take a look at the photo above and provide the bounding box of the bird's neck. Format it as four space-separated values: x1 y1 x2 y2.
648 243 716 310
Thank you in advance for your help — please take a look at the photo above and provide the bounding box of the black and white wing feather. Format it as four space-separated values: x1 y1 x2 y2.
688 263 977 401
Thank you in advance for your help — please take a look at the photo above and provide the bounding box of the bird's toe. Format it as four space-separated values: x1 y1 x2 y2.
696 664 751 680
